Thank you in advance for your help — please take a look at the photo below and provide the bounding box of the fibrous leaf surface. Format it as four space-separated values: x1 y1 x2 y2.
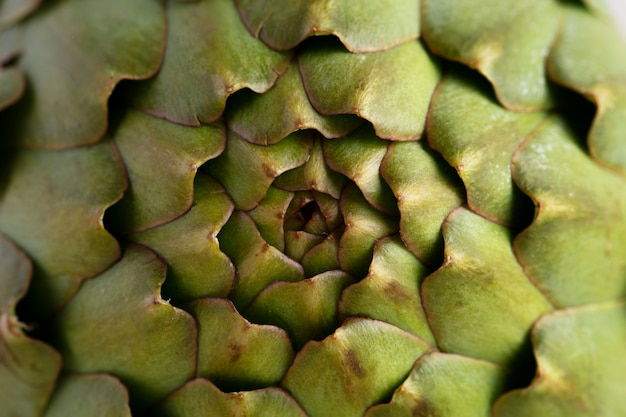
365 352 508 417
246 270 355 349
0 142 126 317
422 0 560 110
110 110 225 234
427 67 545 226
50 245 197 410
0 0 164 148
513 116 626 307
154 378 307 417
380 141 464 266
340 235 435 345
188 298 294 391
423 208 553 366
548 4 626 173
494 301 626 417
299 38 440 141
130 174 235 303
324 126 397 214
218 211 305 310
43 373 132 417
0 234 61 417
204 130 312 211
235 0 419 52
338 183 398 277
128 0 290 127
282 318 432 417
227 62 361 145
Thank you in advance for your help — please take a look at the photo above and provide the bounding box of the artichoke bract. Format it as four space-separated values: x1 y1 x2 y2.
1 0 625 416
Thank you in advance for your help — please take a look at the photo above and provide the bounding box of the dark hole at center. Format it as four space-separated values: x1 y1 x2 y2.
298 201 317 223
285 200 320 232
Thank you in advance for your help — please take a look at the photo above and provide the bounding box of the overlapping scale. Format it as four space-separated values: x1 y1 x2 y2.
422 0 560 110
188 298 294 391
0 141 126 317
0 67 23 111
42 374 132 417
129 174 235 303
0 0 165 148
299 38 441 140
282 319 433 417
246 270 355 349
235 0 419 53
423 208 553 367
109 110 226 234
513 116 626 307
154 378 307 417
548 4 626 173
227 62 361 145
0 234 61 417
494 301 626 417
339 236 435 345
49 245 197 410
365 353 508 417
127 0 290 127
2 0 626 415
427 67 544 226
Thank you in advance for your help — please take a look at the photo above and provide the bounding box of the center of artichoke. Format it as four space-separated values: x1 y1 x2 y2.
282 190 344 265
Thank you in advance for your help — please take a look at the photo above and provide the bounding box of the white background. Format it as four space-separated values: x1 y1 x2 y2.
606 0 626 37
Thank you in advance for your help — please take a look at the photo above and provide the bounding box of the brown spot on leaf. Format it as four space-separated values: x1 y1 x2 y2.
228 342 242 363
384 280 411 303
345 349 366 378
412 400 436 417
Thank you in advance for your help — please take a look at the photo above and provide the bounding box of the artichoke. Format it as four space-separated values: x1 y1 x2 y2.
1 0 626 416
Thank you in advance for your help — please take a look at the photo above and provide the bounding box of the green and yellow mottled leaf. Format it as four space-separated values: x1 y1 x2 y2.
246 270 355 349
282 318 432 417
365 353 507 417
227 62 361 145
339 183 398 277
380 141 464 266
513 116 626 307
301 230 342 277
299 38 440 140
0 142 126 317
50 245 197 410
324 126 397 214
548 4 626 173
0 0 164 148
427 67 545 226
247 186 294 252
422 0 559 110
204 130 312 211
340 235 435 345
218 211 305 310
128 0 289 127
130 174 235 304
43 373 131 417
235 0 419 52
494 300 626 417
274 136 348 199
423 208 553 366
187 298 294 391
109 110 225 233
154 378 307 417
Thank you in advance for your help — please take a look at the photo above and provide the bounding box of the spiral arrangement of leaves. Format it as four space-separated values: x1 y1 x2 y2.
1 1 625 416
